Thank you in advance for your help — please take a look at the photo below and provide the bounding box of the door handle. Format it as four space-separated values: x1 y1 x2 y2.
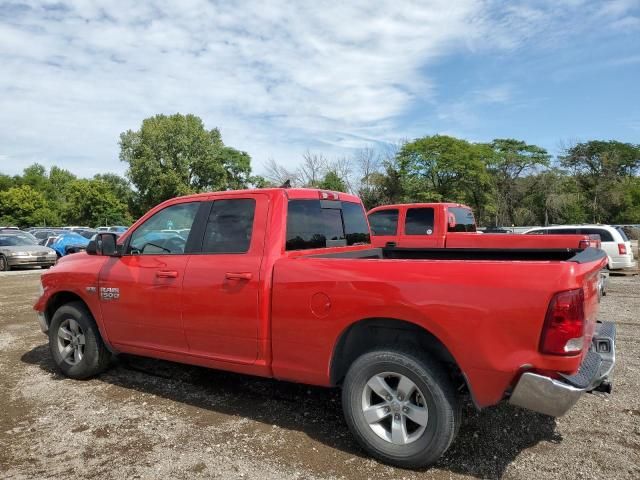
156 270 178 278
225 272 253 281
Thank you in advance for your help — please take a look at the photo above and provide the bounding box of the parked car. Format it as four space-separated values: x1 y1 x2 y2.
73 229 99 240
28 228 66 245
34 188 614 469
0 233 57 271
46 231 90 257
108 226 128 233
524 225 636 270
367 203 599 251
1 229 40 243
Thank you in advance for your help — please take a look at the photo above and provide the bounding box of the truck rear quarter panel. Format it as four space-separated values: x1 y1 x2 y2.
270 255 600 407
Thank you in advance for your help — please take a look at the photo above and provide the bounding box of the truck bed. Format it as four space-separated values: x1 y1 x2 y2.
309 246 605 263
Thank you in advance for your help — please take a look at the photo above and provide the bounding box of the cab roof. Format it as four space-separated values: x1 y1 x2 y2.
169 187 362 204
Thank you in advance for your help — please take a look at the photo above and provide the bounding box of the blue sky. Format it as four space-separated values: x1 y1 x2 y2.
0 0 638 178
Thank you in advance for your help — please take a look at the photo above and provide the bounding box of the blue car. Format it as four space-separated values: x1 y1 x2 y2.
46 232 90 257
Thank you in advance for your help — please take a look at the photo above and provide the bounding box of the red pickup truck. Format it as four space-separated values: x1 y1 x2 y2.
34 188 615 468
368 203 599 250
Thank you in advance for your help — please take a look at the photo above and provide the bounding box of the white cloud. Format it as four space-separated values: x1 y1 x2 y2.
0 0 636 178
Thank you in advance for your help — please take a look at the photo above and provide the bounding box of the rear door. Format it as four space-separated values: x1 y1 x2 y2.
181 194 268 364
368 209 400 247
399 207 440 247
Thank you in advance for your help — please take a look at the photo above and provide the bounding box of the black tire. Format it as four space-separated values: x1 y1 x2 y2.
342 349 460 469
48 301 111 379
0 255 10 272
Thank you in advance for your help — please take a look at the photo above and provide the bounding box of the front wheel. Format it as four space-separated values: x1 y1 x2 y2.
48 301 111 379
341 349 460 468
0 255 10 272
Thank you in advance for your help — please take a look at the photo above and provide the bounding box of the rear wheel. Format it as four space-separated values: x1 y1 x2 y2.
342 349 459 468
48 301 111 379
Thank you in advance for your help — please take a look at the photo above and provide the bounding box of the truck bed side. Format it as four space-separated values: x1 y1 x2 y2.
270 251 604 407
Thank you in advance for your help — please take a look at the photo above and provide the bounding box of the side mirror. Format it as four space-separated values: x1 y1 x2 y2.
87 233 120 256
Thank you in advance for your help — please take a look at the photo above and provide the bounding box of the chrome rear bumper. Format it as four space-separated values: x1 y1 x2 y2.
509 321 616 417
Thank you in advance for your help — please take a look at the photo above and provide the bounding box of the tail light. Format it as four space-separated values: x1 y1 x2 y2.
618 243 627 255
540 289 585 355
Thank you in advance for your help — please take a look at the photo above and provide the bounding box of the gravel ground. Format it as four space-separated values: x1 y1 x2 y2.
1 269 638 480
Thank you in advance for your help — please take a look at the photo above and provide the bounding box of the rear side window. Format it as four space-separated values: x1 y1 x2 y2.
368 210 399 235
448 207 476 232
580 228 614 242
286 200 370 250
405 208 434 235
526 229 545 235
202 199 256 253
545 228 579 235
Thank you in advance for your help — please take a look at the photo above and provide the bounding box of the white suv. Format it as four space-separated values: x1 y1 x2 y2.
524 224 636 270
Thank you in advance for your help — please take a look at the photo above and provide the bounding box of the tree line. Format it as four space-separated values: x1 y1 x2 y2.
265 137 640 227
1 113 638 228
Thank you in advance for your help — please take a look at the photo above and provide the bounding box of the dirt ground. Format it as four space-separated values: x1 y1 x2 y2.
1 270 638 480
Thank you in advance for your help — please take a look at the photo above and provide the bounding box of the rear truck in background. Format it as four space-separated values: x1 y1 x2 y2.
367 202 600 250
34 188 615 469
368 202 609 298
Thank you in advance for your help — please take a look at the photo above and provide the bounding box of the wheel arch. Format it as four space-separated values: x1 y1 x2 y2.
329 317 476 405
44 291 87 327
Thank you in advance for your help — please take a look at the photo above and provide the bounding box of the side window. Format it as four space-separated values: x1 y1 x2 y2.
202 199 256 253
581 228 613 242
526 229 545 235
128 202 199 255
405 208 435 235
368 210 399 236
546 228 578 235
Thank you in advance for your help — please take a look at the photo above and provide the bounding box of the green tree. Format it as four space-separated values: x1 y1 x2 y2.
0 173 14 192
318 170 348 192
0 185 57 227
396 135 491 218
560 140 640 223
119 113 253 212
485 139 550 226
62 179 132 227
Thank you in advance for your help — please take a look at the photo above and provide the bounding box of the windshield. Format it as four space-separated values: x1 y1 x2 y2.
448 207 476 232
0 234 37 246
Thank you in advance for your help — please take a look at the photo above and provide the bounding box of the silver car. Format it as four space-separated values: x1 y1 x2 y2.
0 233 58 271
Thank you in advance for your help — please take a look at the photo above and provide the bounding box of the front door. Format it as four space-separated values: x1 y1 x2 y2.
99 201 201 352
182 194 267 364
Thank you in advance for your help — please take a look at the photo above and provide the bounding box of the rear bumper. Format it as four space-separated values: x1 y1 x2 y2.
609 257 636 270
509 321 616 417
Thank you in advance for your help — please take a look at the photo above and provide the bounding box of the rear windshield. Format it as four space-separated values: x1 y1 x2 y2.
448 207 476 232
286 199 370 250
